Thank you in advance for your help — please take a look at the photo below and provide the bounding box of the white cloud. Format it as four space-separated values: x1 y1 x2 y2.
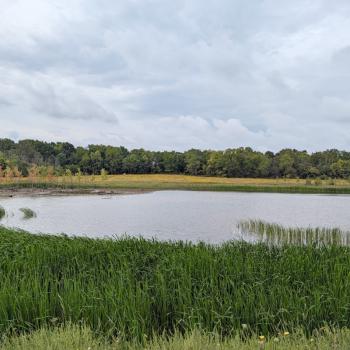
0 0 350 151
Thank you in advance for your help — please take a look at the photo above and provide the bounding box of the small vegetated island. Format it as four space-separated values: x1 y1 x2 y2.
1 139 350 349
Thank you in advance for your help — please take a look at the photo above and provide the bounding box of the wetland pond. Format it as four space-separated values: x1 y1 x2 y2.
1 190 350 243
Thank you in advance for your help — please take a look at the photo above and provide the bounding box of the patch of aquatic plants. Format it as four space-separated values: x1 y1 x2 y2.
239 219 350 246
1 227 350 341
19 208 36 219
0 206 5 220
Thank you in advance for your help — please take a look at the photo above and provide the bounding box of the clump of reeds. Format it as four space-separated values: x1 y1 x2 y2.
238 219 350 246
19 208 36 219
0 206 5 220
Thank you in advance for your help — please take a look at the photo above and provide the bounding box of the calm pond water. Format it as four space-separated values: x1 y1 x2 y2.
1 191 350 243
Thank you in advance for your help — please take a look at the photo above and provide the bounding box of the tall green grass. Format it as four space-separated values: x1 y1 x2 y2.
238 220 350 246
1 227 350 341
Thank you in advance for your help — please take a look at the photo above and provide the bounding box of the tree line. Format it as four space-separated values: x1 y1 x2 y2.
1 138 350 179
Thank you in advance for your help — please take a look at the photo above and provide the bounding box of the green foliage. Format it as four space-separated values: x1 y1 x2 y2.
0 206 5 220
2 227 350 340
19 208 36 219
238 220 350 246
1 138 350 179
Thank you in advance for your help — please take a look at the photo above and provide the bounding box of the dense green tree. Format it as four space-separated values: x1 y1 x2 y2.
206 151 225 176
105 146 128 174
123 149 153 174
0 152 7 170
1 137 350 179
330 160 350 178
160 151 185 173
184 149 207 175
0 138 15 153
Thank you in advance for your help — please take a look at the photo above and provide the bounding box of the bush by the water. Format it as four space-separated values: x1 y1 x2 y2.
1 227 350 341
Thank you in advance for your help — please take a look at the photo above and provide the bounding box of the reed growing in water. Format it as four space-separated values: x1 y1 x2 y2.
238 219 350 246
0 206 5 220
19 208 36 219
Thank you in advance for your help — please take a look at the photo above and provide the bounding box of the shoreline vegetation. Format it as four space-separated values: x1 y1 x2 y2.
2 174 350 195
1 224 350 348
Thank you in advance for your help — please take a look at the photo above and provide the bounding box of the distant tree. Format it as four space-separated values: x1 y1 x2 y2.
275 150 297 178
1 137 350 180
184 149 206 175
0 138 15 153
306 166 320 178
0 152 7 170
206 151 225 176
161 151 185 173
90 150 103 174
330 160 350 178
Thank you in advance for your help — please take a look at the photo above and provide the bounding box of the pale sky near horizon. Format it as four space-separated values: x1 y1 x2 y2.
1 0 350 151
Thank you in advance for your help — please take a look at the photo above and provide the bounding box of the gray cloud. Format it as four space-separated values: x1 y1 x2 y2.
1 0 350 151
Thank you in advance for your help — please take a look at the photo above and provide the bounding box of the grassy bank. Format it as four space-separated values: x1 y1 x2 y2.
1 174 350 194
1 325 349 350
1 226 350 342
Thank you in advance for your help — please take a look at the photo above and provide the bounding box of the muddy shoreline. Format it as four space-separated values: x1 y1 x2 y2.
0 188 151 198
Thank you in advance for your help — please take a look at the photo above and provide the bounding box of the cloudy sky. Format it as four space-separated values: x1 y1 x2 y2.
1 0 350 151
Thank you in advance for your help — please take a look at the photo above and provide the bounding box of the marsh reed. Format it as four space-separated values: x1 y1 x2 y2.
238 219 350 246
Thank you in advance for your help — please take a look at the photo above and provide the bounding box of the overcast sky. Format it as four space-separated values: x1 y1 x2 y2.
1 0 350 151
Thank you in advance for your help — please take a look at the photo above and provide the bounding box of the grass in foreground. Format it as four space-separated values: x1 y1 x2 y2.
2 174 350 193
1 227 350 341
1 325 350 350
